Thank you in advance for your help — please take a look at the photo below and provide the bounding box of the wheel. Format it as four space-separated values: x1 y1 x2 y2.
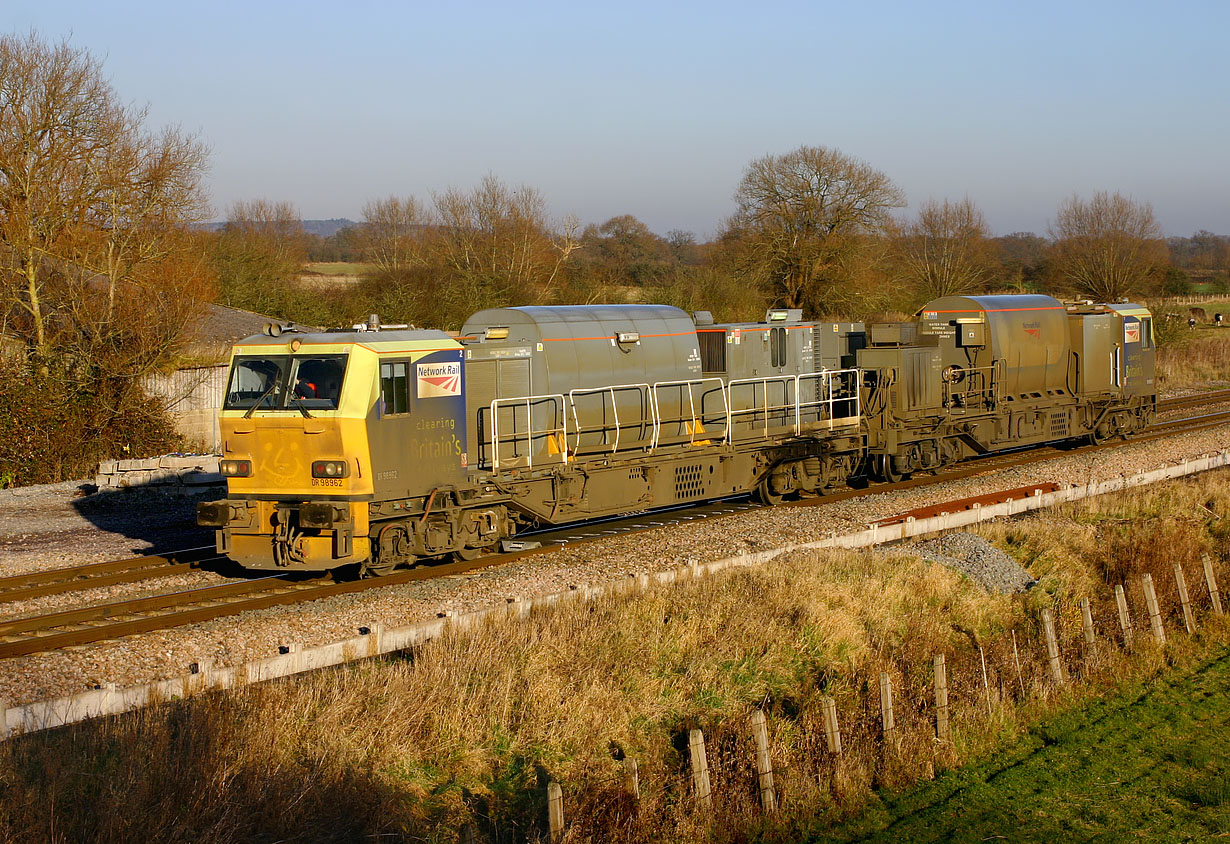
878 453 904 484
455 544 496 562
360 558 397 577
1089 421 1112 445
754 475 785 506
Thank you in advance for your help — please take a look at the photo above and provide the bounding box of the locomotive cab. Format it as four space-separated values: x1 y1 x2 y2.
199 327 469 572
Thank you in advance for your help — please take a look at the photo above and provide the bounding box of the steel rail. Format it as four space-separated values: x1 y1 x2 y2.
1157 389 1230 412
0 549 557 660
0 546 220 603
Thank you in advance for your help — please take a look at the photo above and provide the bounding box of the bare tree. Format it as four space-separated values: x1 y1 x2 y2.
724 145 904 314
212 199 308 314
1049 191 1168 301
359 195 430 274
430 174 578 311
893 197 993 302
0 32 210 371
222 199 307 267
0 32 212 478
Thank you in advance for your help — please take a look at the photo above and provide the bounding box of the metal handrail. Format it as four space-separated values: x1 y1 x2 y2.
490 394 568 471
649 377 729 451
567 383 652 455
727 375 800 438
797 368 861 430
487 369 862 470
943 361 1000 406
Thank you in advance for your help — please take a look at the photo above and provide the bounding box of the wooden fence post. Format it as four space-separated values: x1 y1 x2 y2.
933 654 950 742
1142 573 1166 645
821 696 842 755
879 673 895 743
459 822 476 844
688 729 712 809
546 780 564 842
623 757 640 801
750 710 777 814
0 697 8 741
978 647 992 715
1114 585 1133 646
1203 555 1223 615
1010 630 1025 698
1041 607 1064 685
1080 598 1096 664
1175 564 1196 634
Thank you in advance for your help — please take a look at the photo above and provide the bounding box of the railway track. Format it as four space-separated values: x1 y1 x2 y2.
4 397 1230 660
0 546 221 603
1157 389 1230 412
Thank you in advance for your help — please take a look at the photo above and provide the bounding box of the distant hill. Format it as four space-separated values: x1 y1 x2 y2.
302 219 357 237
197 219 357 237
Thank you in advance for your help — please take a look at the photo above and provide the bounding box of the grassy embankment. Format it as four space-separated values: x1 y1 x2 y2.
1 475 1229 842
1157 325 1230 390
814 647 1230 842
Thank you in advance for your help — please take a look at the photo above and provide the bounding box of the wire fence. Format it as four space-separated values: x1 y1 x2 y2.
471 556 1225 843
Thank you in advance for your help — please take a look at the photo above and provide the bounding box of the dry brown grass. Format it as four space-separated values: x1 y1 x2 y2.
2 475 1229 843
1157 328 1230 389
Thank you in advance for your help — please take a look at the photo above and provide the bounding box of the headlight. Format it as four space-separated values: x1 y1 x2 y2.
219 459 252 477
311 460 350 479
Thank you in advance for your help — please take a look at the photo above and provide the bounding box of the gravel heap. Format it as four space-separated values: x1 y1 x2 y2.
904 532 1036 593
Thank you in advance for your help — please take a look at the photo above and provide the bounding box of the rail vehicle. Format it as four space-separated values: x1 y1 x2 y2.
197 295 1156 575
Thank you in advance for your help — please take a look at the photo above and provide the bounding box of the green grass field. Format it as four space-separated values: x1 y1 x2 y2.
810 647 1230 843
304 261 375 276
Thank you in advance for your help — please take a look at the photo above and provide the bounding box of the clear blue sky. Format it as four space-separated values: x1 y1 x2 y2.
11 0 1229 238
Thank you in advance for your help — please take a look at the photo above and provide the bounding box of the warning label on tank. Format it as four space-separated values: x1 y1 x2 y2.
416 361 462 398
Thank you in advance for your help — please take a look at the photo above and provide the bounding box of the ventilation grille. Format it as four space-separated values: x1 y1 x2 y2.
1049 412 1068 438
698 331 726 373
628 467 644 480
675 464 705 498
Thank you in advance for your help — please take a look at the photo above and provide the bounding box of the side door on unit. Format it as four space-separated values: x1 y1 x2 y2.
1120 315 1146 393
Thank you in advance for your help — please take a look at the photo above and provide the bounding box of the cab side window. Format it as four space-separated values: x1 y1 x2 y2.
770 327 787 368
380 362 410 415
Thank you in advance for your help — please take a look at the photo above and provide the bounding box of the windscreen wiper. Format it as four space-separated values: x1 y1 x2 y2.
243 381 279 419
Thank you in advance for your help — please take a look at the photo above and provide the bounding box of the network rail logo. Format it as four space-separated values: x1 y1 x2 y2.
416 361 462 398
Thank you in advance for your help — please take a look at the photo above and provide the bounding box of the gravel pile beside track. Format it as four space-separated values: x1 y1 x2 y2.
2 424 1230 707
902 532 1036 593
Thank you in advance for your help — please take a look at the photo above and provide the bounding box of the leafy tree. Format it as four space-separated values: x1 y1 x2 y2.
1160 267 1192 296
722 145 904 315
1049 191 1168 302
648 265 767 324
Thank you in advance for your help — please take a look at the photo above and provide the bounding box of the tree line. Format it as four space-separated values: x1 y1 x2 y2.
0 32 1224 483
216 148 1220 334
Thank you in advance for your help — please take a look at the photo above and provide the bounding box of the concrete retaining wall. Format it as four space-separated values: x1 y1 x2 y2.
94 455 224 494
5 449 1228 740
143 364 229 451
